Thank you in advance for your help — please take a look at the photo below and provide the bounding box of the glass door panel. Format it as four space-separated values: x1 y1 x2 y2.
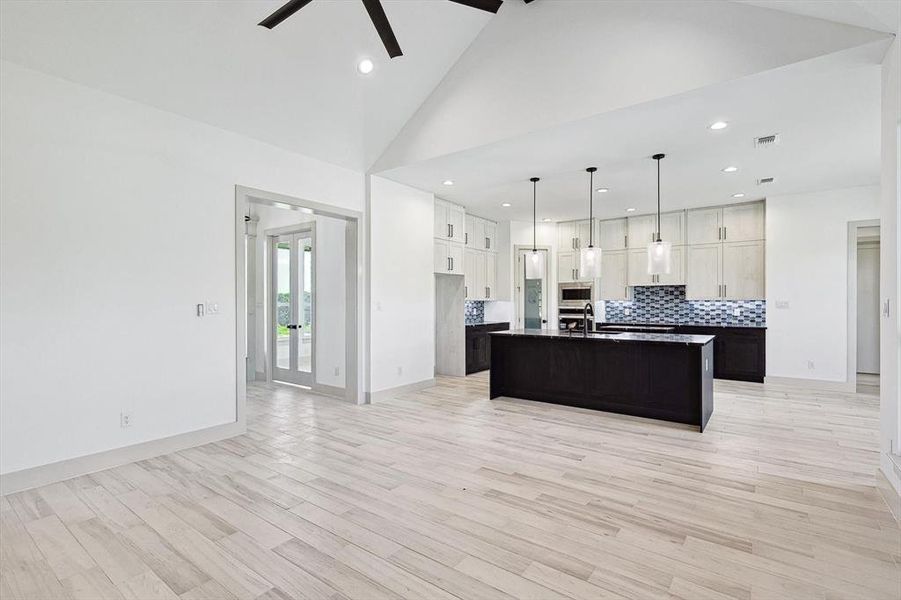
275 238 292 372
297 235 313 381
270 229 314 386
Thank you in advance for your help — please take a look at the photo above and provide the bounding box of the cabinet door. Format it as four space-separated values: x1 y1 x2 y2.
722 202 764 242
434 240 449 274
656 246 684 285
599 218 627 250
686 244 722 299
464 248 480 298
464 214 476 247
599 250 628 300
483 220 497 252
687 207 722 244
658 211 684 246
627 249 654 286
575 220 592 250
447 242 465 276
722 240 764 299
627 215 656 248
446 203 465 244
485 252 497 299
557 252 576 283
434 201 448 240
557 222 577 251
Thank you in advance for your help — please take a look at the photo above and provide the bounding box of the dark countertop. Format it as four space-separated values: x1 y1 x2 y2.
491 328 715 346
466 321 510 327
601 321 767 330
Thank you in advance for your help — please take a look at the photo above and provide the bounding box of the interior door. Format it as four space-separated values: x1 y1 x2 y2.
515 248 548 329
271 230 314 386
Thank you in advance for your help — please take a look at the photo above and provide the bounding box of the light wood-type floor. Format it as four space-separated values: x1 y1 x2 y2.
2 374 898 600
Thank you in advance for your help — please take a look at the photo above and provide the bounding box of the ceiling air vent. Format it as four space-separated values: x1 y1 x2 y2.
757 177 775 185
754 133 781 148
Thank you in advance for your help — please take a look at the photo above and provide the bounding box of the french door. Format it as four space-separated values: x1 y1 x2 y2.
514 248 548 329
270 229 314 386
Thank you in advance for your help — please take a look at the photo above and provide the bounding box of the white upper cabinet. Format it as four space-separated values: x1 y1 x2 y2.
557 252 576 283
656 245 684 286
722 240 765 299
464 214 479 247
686 243 723 300
465 214 497 252
434 199 465 244
687 207 722 245
627 214 657 248
598 218 628 251
435 240 464 275
599 251 628 300
557 220 592 251
483 220 497 252
576 220 592 249
658 211 684 246
687 201 764 244
485 252 497 299
464 248 481 297
627 249 654 286
722 202 765 242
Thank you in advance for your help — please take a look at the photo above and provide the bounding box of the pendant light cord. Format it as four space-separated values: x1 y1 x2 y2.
530 177 539 252
653 154 665 243
586 167 596 247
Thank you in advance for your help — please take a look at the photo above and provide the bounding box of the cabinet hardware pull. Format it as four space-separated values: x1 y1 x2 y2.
718 226 721 241
723 284 727 297
447 257 452 271
486 237 490 249
465 286 467 296
486 287 490 298
465 232 468 244
723 226 727 240
450 223 454 238
624 234 627 247
447 223 451 238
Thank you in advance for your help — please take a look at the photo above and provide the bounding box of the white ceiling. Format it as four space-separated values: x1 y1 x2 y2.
0 0 492 171
379 40 886 223
741 1 900 34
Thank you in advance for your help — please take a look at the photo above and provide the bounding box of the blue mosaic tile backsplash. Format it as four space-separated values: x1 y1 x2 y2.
605 285 766 327
465 300 485 325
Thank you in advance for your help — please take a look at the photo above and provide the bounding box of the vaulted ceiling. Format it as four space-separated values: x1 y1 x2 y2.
0 0 894 217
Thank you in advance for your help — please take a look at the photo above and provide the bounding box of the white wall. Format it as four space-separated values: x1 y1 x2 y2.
368 176 435 393
249 204 346 390
766 186 879 383
879 37 900 492
0 61 364 475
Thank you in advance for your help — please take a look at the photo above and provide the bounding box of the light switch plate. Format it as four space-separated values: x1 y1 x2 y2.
775 300 790 309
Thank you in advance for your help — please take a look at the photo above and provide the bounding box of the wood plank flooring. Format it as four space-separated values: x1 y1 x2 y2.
2 374 898 599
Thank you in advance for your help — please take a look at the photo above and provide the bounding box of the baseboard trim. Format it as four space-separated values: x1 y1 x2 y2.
0 421 244 496
763 376 855 392
313 382 345 400
366 378 437 403
877 464 901 522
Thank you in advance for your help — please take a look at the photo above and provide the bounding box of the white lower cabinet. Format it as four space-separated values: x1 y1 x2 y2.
599 250 628 300
435 240 464 275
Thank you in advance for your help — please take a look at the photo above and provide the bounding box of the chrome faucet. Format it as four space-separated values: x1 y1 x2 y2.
583 302 594 336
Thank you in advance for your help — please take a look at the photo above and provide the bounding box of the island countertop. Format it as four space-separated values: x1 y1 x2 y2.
491 328 715 346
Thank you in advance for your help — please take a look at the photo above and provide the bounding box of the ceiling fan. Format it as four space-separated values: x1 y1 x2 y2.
259 0 534 58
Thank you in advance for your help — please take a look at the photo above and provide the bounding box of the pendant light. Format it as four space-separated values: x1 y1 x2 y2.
647 153 672 276
579 167 603 279
525 177 545 278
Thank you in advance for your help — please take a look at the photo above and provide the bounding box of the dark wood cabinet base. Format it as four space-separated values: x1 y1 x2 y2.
465 322 509 374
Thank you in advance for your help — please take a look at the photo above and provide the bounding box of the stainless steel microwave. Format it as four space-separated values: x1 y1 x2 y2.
559 283 594 306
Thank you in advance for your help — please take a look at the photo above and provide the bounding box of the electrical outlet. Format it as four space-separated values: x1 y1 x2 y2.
397 366 403 376
205 302 220 315
775 300 790 309
624 307 632 316
334 366 340 376
732 307 741 317
120 410 132 428
807 360 815 370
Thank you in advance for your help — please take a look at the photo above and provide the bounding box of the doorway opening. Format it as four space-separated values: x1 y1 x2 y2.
847 219 881 395
235 186 363 425
514 246 550 329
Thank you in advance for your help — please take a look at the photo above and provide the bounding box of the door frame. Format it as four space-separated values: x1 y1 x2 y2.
236 186 364 427
267 223 317 387
513 244 551 329
847 218 881 387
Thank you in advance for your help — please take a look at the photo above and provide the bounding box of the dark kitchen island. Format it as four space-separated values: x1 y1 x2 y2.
489 329 716 431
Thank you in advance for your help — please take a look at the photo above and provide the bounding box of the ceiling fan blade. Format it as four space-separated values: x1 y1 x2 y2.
361 0 403 58
523 0 536 3
258 0 314 29
448 0 503 14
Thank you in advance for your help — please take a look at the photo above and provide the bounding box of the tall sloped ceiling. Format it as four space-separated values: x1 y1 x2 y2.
372 0 889 173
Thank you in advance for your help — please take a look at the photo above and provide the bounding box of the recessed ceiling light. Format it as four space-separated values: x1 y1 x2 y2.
442 180 454 186
357 58 374 74
709 121 728 130
501 202 511 207
732 193 745 198
596 188 609 193
722 166 738 173
625 207 636 212
543 218 552 222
